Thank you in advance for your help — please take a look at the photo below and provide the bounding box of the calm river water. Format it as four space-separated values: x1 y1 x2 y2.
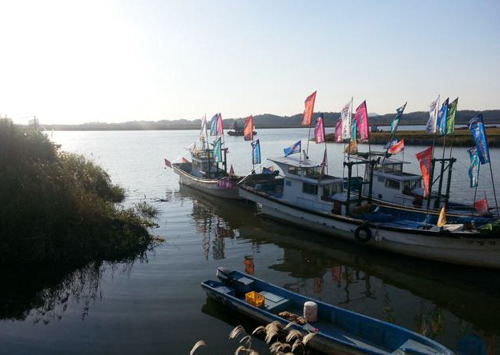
1 128 499 355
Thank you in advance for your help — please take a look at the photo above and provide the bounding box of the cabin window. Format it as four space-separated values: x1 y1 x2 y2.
288 167 299 175
383 164 402 173
385 179 400 190
403 180 421 194
302 183 318 195
322 183 341 198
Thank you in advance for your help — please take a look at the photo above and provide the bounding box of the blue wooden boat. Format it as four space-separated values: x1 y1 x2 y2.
201 267 454 355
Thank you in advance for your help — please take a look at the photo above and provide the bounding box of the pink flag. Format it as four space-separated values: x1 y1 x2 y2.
354 101 369 141
334 119 342 143
302 91 317 126
181 157 190 163
388 138 404 155
475 198 490 216
314 116 325 143
164 158 172 168
416 146 433 198
217 113 224 135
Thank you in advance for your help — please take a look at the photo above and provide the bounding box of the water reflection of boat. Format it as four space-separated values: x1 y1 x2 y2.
181 187 500 343
202 268 453 355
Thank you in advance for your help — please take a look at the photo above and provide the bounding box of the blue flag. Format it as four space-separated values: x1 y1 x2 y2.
437 98 449 136
252 139 261 165
469 114 490 164
468 147 480 188
210 113 218 136
213 137 222 162
284 140 301 157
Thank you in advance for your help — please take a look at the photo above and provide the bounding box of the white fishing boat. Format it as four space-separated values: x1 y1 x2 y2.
170 114 241 199
238 153 500 269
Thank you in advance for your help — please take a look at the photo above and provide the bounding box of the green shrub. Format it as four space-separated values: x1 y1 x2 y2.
0 119 157 265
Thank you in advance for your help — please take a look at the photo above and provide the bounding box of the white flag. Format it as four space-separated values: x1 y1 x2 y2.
200 114 207 137
426 95 440 134
341 98 353 140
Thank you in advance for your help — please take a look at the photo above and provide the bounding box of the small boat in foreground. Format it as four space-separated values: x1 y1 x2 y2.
202 267 454 355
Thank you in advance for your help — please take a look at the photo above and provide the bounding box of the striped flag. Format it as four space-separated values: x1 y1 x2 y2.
341 98 352 140
447 98 458 135
354 101 369 141
388 138 404 155
390 102 407 136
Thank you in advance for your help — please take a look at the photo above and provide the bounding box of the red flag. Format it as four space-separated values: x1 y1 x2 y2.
302 91 317 126
475 198 490 216
334 119 342 143
164 158 172 168
243 115 254 141
314 116 325 143
388 138 404 155
217 113 224 135
181 157 190 163
229 164 235 176
416 146 433 198
354 101 369 141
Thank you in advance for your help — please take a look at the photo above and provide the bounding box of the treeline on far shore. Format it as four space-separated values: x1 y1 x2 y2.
325 127 500 147
0 119 159 266
40 109 500 131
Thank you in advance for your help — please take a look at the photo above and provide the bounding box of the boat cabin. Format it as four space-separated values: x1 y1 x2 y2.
362 157 423 206
269 156 345 213
190 148 228 179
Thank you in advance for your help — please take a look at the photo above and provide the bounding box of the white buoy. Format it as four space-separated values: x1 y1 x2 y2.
303 301 318 322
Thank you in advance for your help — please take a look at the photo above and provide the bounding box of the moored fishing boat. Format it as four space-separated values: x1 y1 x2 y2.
169 113 241 199
202 267 454 355
238 153 500 268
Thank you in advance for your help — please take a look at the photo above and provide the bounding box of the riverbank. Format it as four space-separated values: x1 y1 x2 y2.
0 119 158 266
325 127 500 147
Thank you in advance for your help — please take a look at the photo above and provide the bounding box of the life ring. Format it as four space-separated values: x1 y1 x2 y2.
355 224 372 242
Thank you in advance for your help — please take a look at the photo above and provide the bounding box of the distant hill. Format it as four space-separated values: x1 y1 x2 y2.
44 110 500 131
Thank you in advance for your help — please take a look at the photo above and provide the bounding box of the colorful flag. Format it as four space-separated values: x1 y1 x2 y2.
384 137 398 150
345 140 358 154
314 114 326 143
475 198 490 216
446 98 458 135
252 139 261 165
302 91 317 126
390 102 407 136
437 205 447 227
388 138 404 155
416 146 433 198
209 113 218 136
229 164 235 176
467 147 480 188
351 118 358 141
334 119 342 143
426 95 440 134
217 113 224 136
320 147 328 176
469 114 490 164
341 99 352 140
354 101 369 141
213 137 222 162
164 158 172 168
284 140 301 157
243 115 254 141
437 98 449 136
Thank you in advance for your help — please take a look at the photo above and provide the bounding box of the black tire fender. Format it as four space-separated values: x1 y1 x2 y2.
354 224 372 242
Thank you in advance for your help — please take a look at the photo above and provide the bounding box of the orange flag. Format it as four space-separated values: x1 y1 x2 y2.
302 91 317 126
243 115 254 141
437 205 447 227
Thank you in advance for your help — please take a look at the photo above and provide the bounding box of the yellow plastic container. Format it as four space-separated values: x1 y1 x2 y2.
245 291 265 308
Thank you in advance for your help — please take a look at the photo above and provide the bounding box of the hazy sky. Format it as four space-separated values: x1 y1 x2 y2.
1 0 499 124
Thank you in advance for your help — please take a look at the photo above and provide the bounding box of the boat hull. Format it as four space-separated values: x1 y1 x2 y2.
173 164 241 199
239 186 500 269
202 269 453 355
